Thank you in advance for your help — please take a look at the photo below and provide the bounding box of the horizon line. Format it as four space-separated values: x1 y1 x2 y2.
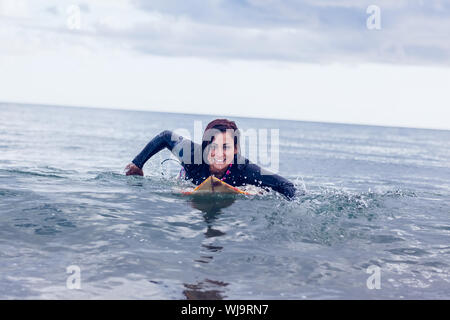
1 100 449 132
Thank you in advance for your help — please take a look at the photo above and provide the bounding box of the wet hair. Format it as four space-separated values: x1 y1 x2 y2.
201 119 240 155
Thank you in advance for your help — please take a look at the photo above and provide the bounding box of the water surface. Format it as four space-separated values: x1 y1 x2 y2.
0 102 449 299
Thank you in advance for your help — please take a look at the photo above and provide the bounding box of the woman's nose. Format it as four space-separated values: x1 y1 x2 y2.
211 148 224 157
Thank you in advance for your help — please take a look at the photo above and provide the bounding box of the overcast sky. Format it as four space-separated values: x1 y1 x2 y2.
0 0 449 129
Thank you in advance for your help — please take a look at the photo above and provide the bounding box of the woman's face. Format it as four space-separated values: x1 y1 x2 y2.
207 131 237 172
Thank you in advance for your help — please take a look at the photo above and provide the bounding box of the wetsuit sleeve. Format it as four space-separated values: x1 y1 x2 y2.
244 163 296 199
132 130 201 169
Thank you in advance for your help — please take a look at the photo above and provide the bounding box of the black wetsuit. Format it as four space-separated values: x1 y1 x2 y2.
132 130 296 199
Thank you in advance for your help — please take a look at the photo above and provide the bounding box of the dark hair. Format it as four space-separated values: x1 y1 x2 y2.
201 119 240 154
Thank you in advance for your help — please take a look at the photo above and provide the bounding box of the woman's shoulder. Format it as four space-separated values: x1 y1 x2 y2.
234 156 266 176
234 156 285 178
234 155 250 170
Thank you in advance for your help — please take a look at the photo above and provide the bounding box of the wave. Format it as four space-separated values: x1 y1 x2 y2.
0 169 64 179
0 166 78 179
90 171 127 181
294 187 416 218
242 186 419 246
0 188 20 197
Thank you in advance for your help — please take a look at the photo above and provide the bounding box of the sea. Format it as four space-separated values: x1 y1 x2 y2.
0 102 449 299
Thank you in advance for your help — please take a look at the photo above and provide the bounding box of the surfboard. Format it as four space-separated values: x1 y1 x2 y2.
182 176 251 195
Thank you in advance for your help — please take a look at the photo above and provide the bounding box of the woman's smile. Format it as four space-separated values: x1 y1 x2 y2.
207 131 236 173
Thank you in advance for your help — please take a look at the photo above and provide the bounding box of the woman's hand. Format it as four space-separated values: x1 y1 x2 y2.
125 163 144 176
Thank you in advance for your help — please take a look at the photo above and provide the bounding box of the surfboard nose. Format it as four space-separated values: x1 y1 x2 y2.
211 180 222 188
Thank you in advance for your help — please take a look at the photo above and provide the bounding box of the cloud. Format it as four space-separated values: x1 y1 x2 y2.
112 0 441 65
0 0 29 17
1 0 450 65
99 0 446 65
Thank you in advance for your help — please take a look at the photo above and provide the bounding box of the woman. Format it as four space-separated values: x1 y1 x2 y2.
125 119 296 199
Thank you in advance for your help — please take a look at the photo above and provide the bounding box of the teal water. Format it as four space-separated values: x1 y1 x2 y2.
0 102 449 299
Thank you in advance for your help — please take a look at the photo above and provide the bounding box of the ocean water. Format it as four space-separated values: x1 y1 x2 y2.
0 102 449 299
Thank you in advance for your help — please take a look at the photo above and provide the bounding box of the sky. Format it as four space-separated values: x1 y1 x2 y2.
0 0 449 130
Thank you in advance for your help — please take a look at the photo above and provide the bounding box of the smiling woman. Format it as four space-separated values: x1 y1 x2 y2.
201 119 240 177
125 119 297 199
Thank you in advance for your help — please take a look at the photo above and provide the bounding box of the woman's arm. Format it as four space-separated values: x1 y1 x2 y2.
126 130 200 175
244 163 296 199
131 130 179 169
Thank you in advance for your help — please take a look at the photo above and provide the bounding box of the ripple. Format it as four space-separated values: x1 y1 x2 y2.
23 203 63 215
295 187 416 220
14 223 39 228
430 225 450 231
0 188 19 197
34 226 61 235
16 203 77 235
420 261 448 268
370 235 405 243
0 168 65 179
388 248 429 257
91 171 126 181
